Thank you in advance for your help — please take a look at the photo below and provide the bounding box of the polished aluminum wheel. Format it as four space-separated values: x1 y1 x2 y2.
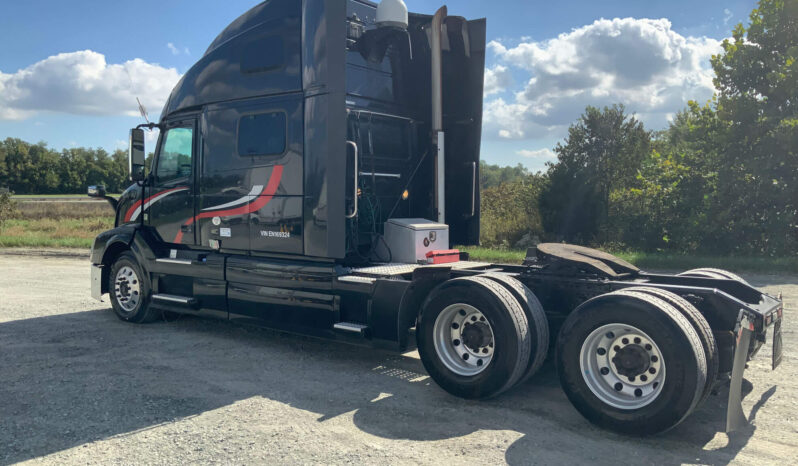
433 303 495 376
114 265 141 313
579 323 666 409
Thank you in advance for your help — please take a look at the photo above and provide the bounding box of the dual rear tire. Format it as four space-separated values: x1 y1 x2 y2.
556 289 713 435
416 275 549 399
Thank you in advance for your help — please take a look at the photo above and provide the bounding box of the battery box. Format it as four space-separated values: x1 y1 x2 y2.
384 218 450 264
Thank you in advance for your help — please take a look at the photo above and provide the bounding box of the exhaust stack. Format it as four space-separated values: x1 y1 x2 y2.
431 6 447 224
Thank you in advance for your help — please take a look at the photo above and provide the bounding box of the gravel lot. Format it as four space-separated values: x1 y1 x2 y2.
0 255 796 465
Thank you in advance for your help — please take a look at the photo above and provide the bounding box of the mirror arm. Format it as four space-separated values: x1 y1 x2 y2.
136 122 161 131
101 195 119 211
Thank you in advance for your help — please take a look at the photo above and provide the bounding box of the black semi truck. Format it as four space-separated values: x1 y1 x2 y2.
88 0 783 435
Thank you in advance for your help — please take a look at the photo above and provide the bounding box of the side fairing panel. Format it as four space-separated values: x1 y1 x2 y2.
302 0 348 259
443 18 485 246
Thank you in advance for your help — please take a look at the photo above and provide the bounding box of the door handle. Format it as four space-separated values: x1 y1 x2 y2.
346 141 358 219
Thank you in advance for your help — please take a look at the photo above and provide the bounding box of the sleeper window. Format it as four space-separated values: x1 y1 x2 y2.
238 112 286 156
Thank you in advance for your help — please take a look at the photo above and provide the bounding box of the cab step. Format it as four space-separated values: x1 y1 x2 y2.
152 294 198 307
333 322 369 334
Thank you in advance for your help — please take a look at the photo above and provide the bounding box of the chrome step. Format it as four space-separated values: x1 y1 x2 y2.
333 322 369 334
152 294 197 306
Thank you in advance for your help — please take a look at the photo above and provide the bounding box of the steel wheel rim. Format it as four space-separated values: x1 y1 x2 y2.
579 323 666 409
433 303 494 376
114 265 141 313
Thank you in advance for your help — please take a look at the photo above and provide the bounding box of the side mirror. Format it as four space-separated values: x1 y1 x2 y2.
129 128 146 182
87 185 107 198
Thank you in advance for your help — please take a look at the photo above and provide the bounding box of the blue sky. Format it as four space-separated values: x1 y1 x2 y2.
0 0 755 172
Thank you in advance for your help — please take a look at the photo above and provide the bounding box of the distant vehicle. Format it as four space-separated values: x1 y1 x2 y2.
88 0 782 435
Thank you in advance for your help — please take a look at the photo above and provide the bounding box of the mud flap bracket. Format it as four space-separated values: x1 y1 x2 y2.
726 312 753 433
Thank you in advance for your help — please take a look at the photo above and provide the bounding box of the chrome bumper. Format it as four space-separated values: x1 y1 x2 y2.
91 264 104 301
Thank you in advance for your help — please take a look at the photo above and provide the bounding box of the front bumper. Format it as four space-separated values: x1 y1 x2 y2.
91 264 104 301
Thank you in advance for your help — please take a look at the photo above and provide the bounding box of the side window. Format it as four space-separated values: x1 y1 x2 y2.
238 112 286 156
156 127 193 182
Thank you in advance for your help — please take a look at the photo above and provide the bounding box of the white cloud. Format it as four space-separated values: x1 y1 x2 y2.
483 18 722 140
0 50 181 121
517 148 556 159
484 65 513 96
723 9 733 26
167 43 190 56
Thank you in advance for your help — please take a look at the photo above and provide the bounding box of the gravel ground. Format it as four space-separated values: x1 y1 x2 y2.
0 255 796 465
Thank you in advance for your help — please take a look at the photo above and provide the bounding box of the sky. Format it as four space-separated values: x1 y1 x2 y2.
0 0 756 172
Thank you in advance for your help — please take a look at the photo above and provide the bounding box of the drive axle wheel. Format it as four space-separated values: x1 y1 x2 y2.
418 276 531 399
557 290 706 435
108 251 157 323
580 323 666 410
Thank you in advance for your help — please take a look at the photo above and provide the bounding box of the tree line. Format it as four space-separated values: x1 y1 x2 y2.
482 0 797 256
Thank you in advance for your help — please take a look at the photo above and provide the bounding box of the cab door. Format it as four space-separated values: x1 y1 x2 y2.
147 119 197 246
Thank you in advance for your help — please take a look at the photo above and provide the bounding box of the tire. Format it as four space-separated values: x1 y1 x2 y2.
557 290 707 435
417 276 531 399
108 251 158 323
678 268 748 285
625 287 718 407
482 273 549 383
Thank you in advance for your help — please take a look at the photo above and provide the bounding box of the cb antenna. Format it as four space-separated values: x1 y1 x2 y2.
135 97 159 130
136 97 150 125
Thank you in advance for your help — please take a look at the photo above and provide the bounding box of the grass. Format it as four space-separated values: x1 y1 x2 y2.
459 246 798 274
0 217 114 248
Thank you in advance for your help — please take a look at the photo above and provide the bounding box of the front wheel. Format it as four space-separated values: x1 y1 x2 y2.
557 290 707 435
108 251 158 323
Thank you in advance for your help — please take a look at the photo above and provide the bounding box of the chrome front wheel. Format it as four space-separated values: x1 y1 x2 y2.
114 265 141 313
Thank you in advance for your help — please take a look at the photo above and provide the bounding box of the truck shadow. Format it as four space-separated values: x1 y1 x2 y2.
0 309 773 464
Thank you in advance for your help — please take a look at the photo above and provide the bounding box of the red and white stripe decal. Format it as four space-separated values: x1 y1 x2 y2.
174 165 284 243
201 185 264 211
124 187 189 223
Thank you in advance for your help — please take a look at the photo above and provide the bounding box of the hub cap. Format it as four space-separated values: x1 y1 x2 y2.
433 303 495 376
114 266 141 313
579 323 665 409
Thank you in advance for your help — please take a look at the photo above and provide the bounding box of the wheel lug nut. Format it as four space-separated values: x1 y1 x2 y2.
479 316 485 322
597 348 606 355
606 332 615 339
453 339 461 346
452 322 459 329
600 367 609 375
614 345 621 351
634 337 641 344
482 348 488 354
476 359 483 366
651 355 658 363
614 383 623 391
648 367 656 374
634 388 643 397
645 344 652 351
462 353 469 360
628 376 635 382
459 309 466 316
640 375 648 382
622 338 629 345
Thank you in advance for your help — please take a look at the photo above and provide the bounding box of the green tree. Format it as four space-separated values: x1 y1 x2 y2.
708 0 798 254
539 104 651 243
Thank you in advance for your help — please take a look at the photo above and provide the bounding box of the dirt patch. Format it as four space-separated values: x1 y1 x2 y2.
0 256 795 464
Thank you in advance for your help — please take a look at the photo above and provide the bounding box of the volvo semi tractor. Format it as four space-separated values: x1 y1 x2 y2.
88 0 783 435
